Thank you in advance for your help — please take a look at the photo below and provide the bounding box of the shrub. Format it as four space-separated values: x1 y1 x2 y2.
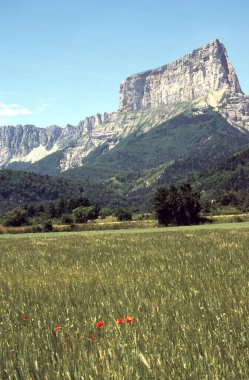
99 208 112 219
73 206 99 224
114 208 132 221
61 214 74 224
31 225 42 233
42 220 53 232
2 208 29 227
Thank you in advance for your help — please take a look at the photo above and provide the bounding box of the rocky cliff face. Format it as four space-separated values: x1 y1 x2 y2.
118 39 242 112
0 124 62 166
0 113 114 168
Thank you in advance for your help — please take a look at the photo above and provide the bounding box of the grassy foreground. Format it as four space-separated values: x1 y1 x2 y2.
0 225 248 379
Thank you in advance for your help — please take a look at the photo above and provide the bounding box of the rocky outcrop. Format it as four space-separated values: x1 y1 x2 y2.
118 39 242 112
219 92 249 132
0 113 114 168
0 124 62 166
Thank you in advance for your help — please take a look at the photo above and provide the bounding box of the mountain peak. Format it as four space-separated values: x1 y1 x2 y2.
118 40 242 112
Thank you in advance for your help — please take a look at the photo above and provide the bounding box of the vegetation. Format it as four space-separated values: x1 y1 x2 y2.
0 226 248 378
72 205 100 223
114 208 133 221
1 195 99 228
6 150 65 176
2 207 29 227
153 183 201 226
0 169 85 215
194 143 249 196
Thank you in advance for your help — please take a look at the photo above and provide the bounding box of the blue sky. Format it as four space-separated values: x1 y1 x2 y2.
0 0 248 128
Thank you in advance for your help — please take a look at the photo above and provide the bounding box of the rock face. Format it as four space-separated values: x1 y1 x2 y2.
0 124 62 167
118 39 242 112
219 92 249 132
0 113 114 168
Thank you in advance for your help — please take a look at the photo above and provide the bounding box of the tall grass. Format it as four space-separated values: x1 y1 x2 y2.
0 227 248 378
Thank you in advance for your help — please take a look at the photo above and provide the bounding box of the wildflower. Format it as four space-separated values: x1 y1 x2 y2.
55 325 60 331
117 318 125 324
96 320 104 328
125 316 134 323
22 315 27 321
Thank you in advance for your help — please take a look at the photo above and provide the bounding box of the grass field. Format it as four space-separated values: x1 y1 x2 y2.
0 224 248 379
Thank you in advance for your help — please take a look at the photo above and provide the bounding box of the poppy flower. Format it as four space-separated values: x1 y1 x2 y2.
117 318 125 324
96 320 104 328
55 325 60 331
22 315 27 321
125 316 134 323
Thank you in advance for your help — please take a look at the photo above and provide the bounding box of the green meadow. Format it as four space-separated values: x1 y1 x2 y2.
0 224 248 379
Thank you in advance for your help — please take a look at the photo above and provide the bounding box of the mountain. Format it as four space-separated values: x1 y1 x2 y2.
1 39 249 209
119 38 242 112
1 39 249 175
61 108 249 208
0 170 85 215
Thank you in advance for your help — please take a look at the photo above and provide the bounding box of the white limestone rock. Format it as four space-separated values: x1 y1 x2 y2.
118 39 242 112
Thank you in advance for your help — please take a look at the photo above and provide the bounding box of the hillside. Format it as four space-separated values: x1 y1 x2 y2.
0 170 85 215
62 108 249 208
7 150 65 176
194 144 249 196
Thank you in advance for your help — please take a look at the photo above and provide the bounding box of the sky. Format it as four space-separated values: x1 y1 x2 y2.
0 0 249 128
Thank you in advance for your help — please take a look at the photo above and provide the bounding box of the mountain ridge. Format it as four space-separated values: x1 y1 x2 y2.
1 39 249 173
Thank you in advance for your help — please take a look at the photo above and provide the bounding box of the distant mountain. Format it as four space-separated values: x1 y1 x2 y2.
0 170 84 215
1 39 249 174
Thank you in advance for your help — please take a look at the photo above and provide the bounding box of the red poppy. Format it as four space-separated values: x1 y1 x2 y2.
55 325 60 331
117 318 125 324
96 320 104 328
125 316 134 323
22 315 27 321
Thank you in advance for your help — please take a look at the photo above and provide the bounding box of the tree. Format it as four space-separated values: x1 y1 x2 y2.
153 184 201 226
67 196 90 213
42 219 53 232
153 185 177 225
36 204 45 214
73 206 99 223
176 183 201 225
48 203 57 218
114 208 132 221
57 198 67 217
99 208 112 219
2 207 28 227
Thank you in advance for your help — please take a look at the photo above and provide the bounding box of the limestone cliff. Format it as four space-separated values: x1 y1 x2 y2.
118 39 242 112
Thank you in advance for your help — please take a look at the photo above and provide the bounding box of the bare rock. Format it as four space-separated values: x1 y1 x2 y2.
118 39 242 112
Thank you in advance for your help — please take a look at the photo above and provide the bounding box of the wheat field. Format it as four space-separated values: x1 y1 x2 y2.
0 224 248 379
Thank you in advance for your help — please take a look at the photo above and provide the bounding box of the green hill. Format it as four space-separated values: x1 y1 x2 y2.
0 170 85 215
6 150 65 176
194 144 249 197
